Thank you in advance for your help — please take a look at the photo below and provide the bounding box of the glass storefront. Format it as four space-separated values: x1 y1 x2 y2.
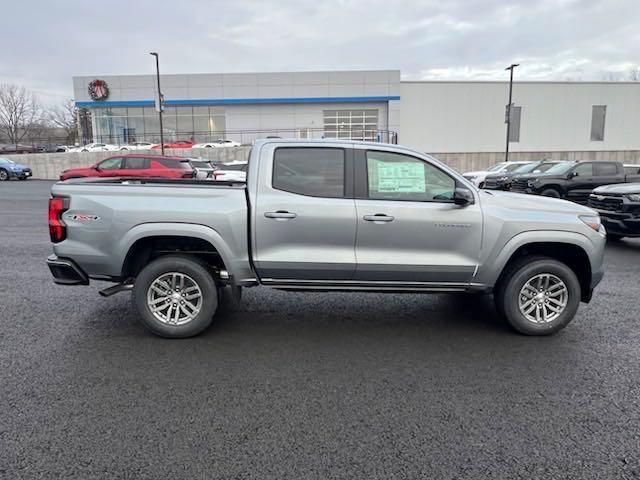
92 106 227 144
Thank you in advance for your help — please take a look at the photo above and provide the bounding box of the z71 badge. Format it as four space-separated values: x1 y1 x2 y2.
65 213 100 222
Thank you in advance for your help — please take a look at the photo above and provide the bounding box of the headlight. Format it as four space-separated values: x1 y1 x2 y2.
579 215 601 231
625 193 640 202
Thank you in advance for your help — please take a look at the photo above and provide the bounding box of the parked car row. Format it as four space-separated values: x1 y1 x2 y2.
463 159 640 240
58 154 248 182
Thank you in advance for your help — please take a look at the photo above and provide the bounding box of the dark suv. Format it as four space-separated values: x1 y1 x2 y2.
511 161 640 204
483 160 561 191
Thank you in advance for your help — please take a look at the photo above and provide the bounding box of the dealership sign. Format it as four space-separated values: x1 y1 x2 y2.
88 79 109 101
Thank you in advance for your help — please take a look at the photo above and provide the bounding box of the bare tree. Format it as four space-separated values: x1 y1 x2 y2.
629 67 640 81
0 84 43 146
48 99 78 144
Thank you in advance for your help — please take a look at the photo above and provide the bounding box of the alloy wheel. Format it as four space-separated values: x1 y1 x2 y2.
146 272 203 325
518 273 568 324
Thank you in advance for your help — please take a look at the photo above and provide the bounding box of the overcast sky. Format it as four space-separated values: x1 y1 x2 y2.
2 0 639 104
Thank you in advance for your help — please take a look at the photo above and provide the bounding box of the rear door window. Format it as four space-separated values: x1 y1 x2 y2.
124 157 149 169
273 148 345 198
594 163 618 176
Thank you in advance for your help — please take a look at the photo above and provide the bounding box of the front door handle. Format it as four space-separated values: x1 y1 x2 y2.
265 211 297 220
363 214 395 223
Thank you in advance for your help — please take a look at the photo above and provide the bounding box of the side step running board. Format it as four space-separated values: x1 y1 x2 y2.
99 282 134 297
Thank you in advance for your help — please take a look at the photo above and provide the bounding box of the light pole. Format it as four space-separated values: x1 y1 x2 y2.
504 63 519 162
150 52 164 155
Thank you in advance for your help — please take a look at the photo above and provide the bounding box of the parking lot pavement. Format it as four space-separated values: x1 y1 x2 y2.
1 180 639 479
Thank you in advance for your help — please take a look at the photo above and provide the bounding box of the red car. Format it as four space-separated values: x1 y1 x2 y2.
59 154 195 181
151 140 194 149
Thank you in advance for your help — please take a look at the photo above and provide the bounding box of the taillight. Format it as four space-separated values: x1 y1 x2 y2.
49 196 70 243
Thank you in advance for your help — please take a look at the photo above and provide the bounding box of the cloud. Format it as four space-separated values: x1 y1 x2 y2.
2 0 639 104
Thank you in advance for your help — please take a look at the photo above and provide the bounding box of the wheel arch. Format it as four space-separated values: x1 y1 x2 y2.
480 231 596 302
118 223 239 281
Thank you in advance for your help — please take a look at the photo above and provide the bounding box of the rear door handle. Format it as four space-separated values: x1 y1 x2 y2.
363 214 395 223
265 211 297 220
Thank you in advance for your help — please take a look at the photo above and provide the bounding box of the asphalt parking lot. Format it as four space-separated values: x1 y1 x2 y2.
1 180 639 479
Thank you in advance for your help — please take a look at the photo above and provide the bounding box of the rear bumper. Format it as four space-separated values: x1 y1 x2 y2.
47 254 89 285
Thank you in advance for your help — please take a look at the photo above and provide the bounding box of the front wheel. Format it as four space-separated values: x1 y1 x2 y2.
132 255 218 338
0 169 8 181
495 256 581 335
541 188 561 198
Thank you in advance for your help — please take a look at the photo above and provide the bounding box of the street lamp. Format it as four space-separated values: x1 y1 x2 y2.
149 52 164 155
504 63 519 162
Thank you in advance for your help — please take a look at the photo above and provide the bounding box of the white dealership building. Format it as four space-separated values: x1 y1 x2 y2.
73 70 640 165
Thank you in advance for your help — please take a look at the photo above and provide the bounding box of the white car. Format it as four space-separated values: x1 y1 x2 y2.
192 139 241 148
71 143 120 152
119 142 157 151
213 162 247 181
463 161 532 188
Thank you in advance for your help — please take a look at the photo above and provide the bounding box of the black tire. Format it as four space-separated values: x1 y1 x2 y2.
541 188 561 198
478 182 485 189
0 169 8 181
495 256 581 335
132 255 218 338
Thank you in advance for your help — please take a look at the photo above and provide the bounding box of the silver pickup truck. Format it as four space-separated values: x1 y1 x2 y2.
47 139 606 338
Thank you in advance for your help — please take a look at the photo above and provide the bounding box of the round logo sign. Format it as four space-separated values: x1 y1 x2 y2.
88 79 109 101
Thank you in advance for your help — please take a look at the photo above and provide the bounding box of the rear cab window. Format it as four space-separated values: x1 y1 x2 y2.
272 147 345 198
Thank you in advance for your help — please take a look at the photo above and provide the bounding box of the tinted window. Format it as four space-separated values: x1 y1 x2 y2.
157 158 191 169
124 157 149 169
223 163 247 171
504 162 530 173
594 163 618 176
273 148 344 198
98 157 122 170
572 163 594 177
624 165 640 175
366 151 455 202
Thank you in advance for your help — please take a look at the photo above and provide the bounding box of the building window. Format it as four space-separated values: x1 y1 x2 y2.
92 106 226 144
591 105 606 141
508 106 521 143
323 109 379 141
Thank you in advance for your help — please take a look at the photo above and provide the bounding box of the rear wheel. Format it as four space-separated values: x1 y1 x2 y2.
541 188 561 198
132 255 218 338
495 256 581 335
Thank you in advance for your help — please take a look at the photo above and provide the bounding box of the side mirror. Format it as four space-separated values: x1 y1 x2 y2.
454 187 475 206
569 171 578 178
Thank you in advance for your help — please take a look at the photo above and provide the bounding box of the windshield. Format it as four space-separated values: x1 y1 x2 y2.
541 162 576 175
487 163 507 172
0 157 15 164
504 163 530 173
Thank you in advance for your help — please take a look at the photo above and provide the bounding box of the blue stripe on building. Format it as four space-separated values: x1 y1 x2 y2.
75 96 401 108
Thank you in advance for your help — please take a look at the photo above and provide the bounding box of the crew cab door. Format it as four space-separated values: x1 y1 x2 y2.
353 149 482 284
253 145 357 281
566 162 595 204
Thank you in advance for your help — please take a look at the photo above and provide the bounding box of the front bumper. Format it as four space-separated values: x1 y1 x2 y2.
596 211 640 238
47 254 89 285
